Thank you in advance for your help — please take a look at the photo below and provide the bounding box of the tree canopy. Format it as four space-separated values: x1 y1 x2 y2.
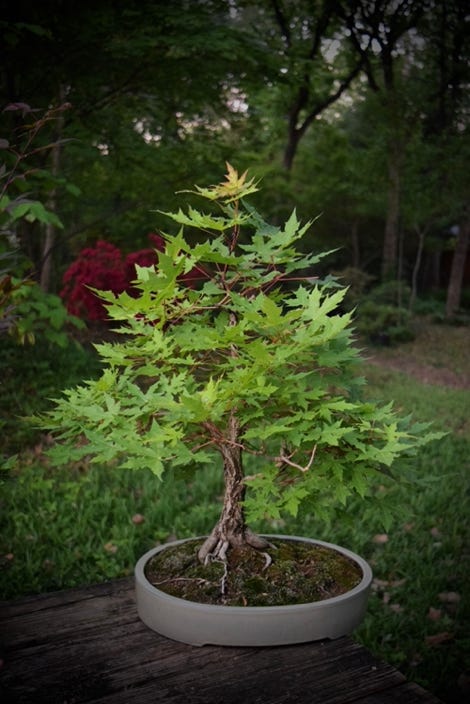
1 0 468 312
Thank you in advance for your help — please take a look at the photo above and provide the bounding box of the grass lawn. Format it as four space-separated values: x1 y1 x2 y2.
1 319 469 703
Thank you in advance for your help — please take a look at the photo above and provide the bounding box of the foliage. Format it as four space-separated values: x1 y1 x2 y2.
356 301 414 346
1 1 260 263
334 267 376 308
0 102 83 339
0 268 23 336
353 281 415 346
6 278 84 345
39 166 441 536
0 103 71 233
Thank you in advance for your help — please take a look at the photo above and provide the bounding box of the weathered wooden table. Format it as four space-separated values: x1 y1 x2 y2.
0 577 442 703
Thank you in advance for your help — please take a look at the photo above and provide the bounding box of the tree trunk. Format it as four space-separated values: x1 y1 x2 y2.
282 61 363 173
382 142 402 280
446 216 469 318
410 225 427 311
351 220 360 269
40 89 65 291
40 213 57 292
283 128 301 172
198 414 269 563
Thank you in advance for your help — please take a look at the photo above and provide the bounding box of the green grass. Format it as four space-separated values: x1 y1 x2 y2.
0 336 103 455
349 352 469 704
0 460 223 596
1 322 469 703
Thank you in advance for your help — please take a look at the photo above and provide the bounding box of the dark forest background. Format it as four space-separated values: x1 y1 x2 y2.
1 0 468 326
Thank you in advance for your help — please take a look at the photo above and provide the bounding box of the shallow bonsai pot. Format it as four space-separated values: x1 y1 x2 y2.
134 534 373 647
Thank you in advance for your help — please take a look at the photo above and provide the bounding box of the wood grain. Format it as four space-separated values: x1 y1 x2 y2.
0 578 442 704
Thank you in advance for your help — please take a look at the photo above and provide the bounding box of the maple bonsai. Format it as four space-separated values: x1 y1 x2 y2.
41 165 438 568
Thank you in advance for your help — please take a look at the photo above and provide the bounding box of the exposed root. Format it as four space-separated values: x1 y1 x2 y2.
261 551 272 571
198 534 219 564
218 539 230 562
219 558 229 597
198 528 275 564
245 529 275 552
151 576 212 588
198 539 231 599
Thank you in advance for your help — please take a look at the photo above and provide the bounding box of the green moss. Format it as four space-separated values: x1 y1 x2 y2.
144 538 363 606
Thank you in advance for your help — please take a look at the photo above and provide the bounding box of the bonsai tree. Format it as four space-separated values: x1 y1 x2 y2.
41 165 438 567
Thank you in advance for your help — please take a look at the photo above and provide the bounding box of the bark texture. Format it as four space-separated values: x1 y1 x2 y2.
198 414 269 563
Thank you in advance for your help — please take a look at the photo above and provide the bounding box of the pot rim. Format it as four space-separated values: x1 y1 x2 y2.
135 534 373 613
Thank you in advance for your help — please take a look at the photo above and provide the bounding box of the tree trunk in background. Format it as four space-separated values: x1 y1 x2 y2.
351 220 360 269
39 190 58 291
40 90 65 291
283 127 302 172
446 216 469 318
381 141 402 280
410 225 427 311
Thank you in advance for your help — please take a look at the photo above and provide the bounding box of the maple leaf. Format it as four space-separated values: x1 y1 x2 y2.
181 162 260 203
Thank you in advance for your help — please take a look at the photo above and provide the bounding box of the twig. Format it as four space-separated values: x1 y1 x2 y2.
276 445 317 473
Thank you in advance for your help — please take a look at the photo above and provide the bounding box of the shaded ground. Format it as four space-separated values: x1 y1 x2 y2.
362 319 470 390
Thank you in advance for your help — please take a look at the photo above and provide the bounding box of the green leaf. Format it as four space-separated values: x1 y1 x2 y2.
159 207 247 232
35 167 441 531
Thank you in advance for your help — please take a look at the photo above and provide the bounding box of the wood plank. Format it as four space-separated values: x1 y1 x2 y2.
357 683 444 704
0 579 443 704
0 577 132 619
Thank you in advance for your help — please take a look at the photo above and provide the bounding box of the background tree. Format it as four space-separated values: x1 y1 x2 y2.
419 0 469 318
231 0 368 172
0 0 258 288
338 0 431 281
1 0 468 310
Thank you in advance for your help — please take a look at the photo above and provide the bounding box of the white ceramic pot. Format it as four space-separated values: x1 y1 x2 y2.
134 535 373 647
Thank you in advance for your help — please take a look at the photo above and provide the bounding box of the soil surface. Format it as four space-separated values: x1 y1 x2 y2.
366 355 469 389
145 538 363 607
361 320 470 390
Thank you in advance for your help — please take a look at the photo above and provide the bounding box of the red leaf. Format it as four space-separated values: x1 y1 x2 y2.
425 632 454 647
427 607 442 621
372 533 389 544
438 592 461 604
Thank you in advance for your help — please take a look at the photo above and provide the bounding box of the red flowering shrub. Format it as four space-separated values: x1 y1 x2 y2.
61 234 206 322
61 240 128 320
